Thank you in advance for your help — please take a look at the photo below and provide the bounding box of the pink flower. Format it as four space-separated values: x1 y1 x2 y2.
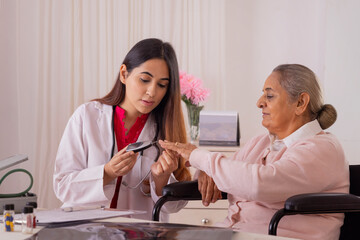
179 71 210 106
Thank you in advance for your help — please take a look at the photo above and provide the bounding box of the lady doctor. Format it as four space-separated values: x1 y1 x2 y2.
53 38 191 221
160 64 349 239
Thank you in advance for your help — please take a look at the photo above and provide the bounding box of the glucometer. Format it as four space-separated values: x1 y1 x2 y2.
126 141 157 153
122 141 160 190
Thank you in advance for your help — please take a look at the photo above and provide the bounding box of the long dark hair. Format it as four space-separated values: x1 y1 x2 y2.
94 38 190 181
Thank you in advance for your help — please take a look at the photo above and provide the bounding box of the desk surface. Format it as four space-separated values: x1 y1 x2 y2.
1 216 298 240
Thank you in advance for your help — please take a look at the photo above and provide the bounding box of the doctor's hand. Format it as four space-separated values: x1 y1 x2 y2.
158 140 197 165
151 149 179 196
198 171 222 206
103 146 138 186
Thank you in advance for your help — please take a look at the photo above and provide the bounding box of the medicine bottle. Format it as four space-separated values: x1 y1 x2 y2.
26 202 37 228
21 206 34 234
3 204 15 232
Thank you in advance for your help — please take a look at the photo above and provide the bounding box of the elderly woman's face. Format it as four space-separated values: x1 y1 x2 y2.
256 72 298 139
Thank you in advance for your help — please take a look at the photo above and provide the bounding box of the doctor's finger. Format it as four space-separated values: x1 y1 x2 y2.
162 151 178 166
114 144 138 157
113 156 137 174
110 157 137 175
112 150 136 163
164 148 177 159
112 164 134 176
158 160 173 175
157 154 176 174
116 152 138 166
117 145 129 154
151 161 164 176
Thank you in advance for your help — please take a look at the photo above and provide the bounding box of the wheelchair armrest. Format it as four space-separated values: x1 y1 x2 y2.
152 180 227 221
284 193 360 213
162 180 228 200
162 180 202 200
269 192 360 235
152 181 201 221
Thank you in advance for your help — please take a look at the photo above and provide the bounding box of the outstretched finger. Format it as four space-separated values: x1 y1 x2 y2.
159 140 177 147
159 140 182 153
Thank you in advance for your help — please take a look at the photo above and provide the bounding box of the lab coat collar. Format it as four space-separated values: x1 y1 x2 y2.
94 101 111 113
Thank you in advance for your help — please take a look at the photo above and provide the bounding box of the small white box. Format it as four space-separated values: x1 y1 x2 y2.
199 111 240 146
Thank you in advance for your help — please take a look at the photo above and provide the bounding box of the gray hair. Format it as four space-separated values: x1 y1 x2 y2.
273 64 337 129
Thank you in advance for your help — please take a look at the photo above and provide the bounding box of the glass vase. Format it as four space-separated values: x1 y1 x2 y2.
186 104 204 145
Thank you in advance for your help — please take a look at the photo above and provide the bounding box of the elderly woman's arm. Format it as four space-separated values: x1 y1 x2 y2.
188 134 348 203
159 140 222 206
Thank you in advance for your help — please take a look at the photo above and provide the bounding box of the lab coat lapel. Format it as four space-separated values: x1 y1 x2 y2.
95 102 114 161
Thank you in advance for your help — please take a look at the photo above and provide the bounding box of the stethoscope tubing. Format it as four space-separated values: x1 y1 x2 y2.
110 105 160 189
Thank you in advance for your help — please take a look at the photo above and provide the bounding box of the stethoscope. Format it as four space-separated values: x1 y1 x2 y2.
110 105 160 191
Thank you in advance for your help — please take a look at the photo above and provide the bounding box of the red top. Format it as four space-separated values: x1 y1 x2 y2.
110 106 149 208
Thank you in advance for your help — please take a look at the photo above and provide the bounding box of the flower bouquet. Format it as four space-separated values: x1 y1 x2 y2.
179 71 210 144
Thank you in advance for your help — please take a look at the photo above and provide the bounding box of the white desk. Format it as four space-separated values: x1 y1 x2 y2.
0 215 298 240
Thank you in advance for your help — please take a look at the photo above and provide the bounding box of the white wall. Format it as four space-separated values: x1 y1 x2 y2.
323 0 360 164
0 0 39 196
221 0 360 164
223 0 327 142
0 0 19 159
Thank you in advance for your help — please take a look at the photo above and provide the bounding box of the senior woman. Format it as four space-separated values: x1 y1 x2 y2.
160 64 349 240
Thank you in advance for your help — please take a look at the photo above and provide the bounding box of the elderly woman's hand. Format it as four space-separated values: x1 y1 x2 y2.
198 171 222 206
158 140 197 165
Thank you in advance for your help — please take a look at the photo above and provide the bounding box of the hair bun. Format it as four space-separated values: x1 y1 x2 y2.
317 104 337 129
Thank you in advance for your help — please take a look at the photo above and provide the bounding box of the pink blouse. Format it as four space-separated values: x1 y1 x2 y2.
189 120 349 240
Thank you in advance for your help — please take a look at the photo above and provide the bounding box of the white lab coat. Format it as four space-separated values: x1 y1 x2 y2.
53 101 185 221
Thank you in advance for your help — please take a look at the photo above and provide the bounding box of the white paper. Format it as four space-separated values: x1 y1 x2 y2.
35 208 146 224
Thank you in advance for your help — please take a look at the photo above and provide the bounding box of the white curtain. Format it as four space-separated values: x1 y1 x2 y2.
3 0 360 210
0 0 225 209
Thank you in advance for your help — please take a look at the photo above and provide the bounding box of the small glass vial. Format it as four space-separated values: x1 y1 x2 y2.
3 204 15 232
21 206 34 234
26 202 37 228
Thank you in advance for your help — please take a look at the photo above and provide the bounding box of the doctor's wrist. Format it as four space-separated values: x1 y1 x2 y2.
103 164 117 186
151 173 171 196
